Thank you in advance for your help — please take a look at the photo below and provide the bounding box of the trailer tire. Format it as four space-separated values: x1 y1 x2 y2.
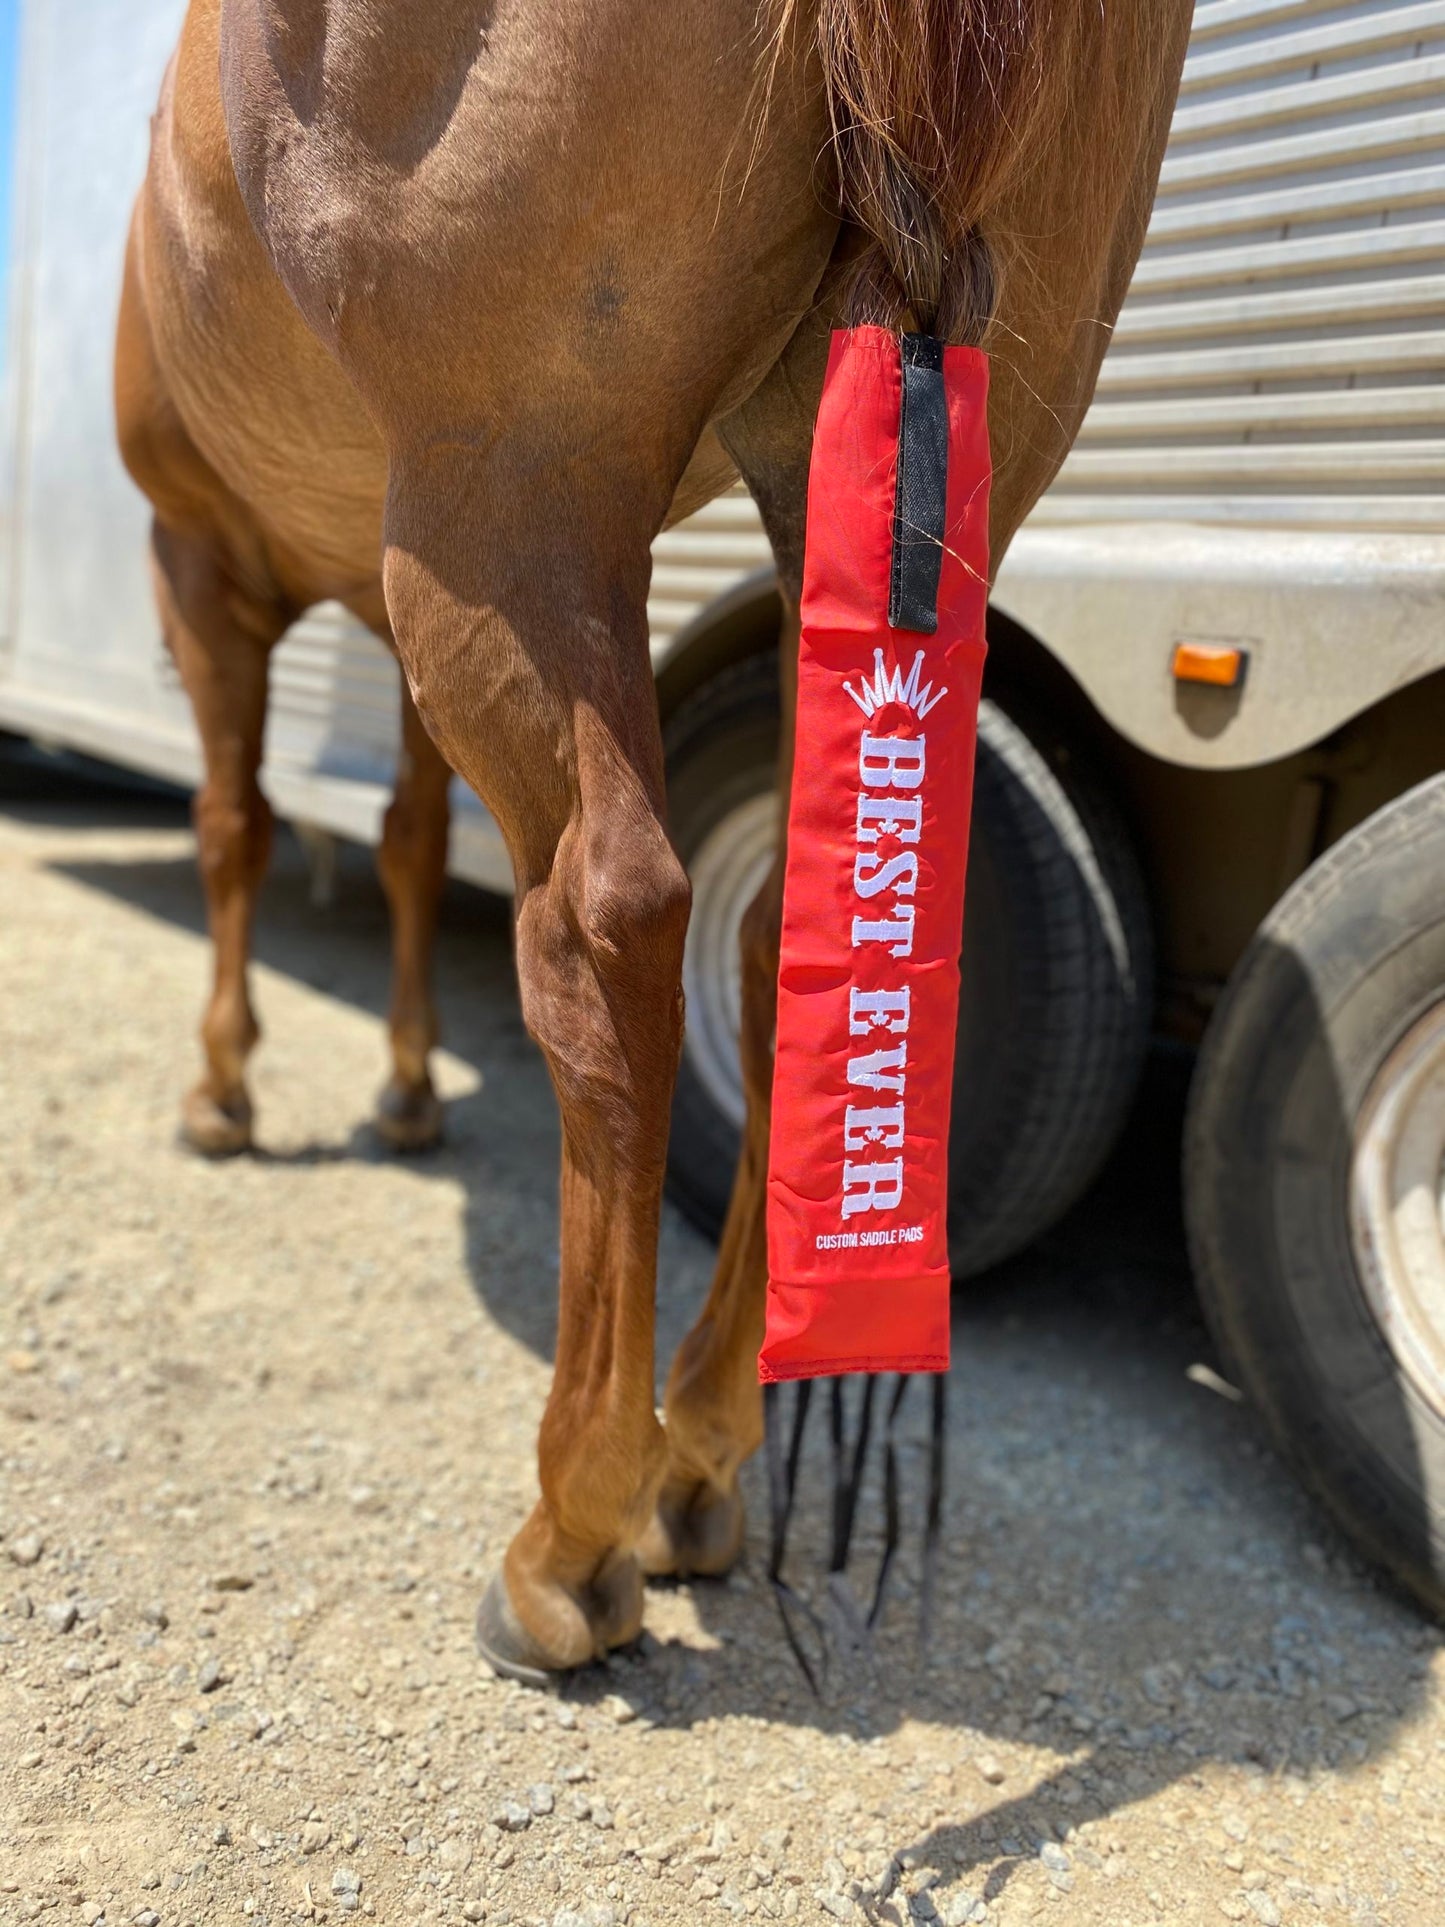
1185 775 1445 1616
664 652 1154 1276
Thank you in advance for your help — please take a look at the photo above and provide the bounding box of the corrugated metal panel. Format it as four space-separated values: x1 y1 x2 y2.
1146 164 1445 242
1182 3 1445 87
1190 1 1357 37
1129 218 1445 293
1083 387 1445 437
1112 273 1445 343
1170 55 1445 144
1041 0 1445 532
1094 329 1445 387
1158 106 1445 195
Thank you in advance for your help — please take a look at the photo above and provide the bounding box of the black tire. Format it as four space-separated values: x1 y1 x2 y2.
1185 776 1445 1615
664 652 1154 1275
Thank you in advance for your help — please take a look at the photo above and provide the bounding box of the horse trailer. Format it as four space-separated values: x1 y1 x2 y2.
2 0 1444 1611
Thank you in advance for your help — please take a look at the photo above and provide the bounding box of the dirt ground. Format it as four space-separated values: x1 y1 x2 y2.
1 744 1442 1927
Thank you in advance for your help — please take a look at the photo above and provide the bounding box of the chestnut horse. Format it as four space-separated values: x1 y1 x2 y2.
116 0 1191 1677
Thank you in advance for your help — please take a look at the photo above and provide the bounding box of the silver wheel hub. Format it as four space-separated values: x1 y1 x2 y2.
1349 999 1445 1422
681 791 777 1131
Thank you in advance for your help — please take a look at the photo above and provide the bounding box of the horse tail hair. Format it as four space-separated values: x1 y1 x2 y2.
776 0 1057 344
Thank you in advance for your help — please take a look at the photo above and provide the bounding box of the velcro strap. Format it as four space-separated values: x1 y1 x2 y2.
888 334 948 634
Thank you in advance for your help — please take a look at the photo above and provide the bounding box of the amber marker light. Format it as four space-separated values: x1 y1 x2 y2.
1172 640 1247 689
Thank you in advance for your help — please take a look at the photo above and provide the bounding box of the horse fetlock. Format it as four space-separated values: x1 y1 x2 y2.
641 1356 759 1578
201 992 259 1074
637 1472 745 1581
482 1513 645 1680
181 1079 253 1158
386 1011 437 1086
374 1068 443 1152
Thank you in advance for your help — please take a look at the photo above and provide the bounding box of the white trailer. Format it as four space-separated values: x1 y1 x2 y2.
3 0 1445 1611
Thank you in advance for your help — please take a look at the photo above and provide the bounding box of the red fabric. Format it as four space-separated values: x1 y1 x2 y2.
760 327 990 1383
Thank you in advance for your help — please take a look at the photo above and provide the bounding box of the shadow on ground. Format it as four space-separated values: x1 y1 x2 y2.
5 737 1435 1912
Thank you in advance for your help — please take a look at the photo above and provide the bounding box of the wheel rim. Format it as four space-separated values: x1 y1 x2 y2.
1349 998 1445 1422
681 790 777 1132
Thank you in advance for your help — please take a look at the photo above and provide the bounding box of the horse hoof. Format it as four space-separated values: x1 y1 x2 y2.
474 1574 562 1688
475 1552 643 1684
638 1477 744 1580
374 1076 443 1153
180 1086 252 1158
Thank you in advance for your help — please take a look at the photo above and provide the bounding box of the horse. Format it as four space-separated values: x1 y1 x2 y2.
115 0 1192 1678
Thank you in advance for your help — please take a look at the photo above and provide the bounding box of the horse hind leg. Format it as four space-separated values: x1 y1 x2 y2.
374 677 451 1151
384 445 690 1677
149 520 288 1155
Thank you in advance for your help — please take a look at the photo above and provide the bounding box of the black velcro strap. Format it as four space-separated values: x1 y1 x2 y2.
888 334 948 634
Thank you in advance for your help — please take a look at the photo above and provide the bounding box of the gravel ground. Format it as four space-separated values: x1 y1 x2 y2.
1 743 1443 1927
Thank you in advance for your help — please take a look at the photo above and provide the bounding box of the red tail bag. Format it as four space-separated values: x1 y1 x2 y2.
760 327 990 1382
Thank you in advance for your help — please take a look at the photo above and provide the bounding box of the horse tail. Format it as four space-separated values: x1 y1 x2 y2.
779 0 1059 343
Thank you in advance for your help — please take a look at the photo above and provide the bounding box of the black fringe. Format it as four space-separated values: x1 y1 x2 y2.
764 1369 947 1691
764 1378 826 1693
